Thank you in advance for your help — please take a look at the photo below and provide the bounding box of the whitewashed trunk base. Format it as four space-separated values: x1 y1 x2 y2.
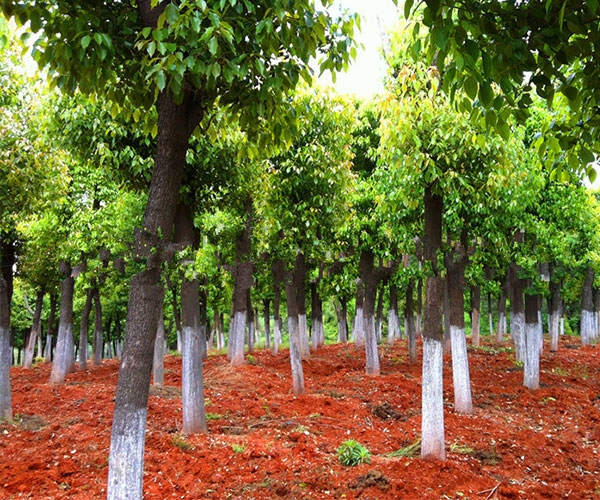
229 311 246 366
450 326 473 414
0 327 12 420
524 322 540 389
512 312 525 363
581 309 595 345
549 311 560 352
107 407 147 500
298 314 310 358
273 321 281 355
182 326 207 434
50 322 72 385
421 338 445 460
353 308 364 347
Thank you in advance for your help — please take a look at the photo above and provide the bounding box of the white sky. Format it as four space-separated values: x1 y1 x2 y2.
317 0 400 97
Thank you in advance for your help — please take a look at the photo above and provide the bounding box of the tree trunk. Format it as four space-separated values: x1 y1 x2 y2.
294 253 310 358
487 292 493 337
106 317 113 359
509 262 525 363
360 251 380 376
50 263 75 385
524 288 541 389
580 266 595 345
152 295 165 387
263 299 271 350
421 186 445 460
446 245 472 415
272 259 285 355
106 86 200 500
199 289 208 360
247 289 255 353
44 294 57 362
549 269 561 352
285 277 305 395
0 259 11 420
334 297 348 343
416 273 423 336
388 284 400 344
470 286 481 346
375 283 384 343
227 218 253 366
352 281 365 346
443 278 451 354
92 289 103 366
496 281 507 343
311 282 324 350
23 290 44 369
169 281 182 354
78 288 94 371
181 278 207 434
594 288 600 343
406 280 417 364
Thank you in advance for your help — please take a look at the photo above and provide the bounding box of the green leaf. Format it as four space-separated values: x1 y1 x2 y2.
81 35 91 49
164 3 179 25
434 25 450 51
479 82 493 107
588 167 597 184
404 0 414 18
464 76 478 100
579 147 595 165
208 36 218 55
156 71 166 91
562 85 578 101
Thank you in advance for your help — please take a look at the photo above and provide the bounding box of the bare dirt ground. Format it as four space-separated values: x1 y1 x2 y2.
1 337 599 499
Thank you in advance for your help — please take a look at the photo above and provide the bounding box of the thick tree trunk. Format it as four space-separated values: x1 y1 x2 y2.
524 289 541 389
509 262 525 363
50 263 75 385
352 281 365 346
263 299 271 350
285 278 305 395
294 253 310 358
406 280 417 364
106 86 199 500
421 187 445 460
580 266 595 345
152 296 165 387
23 290 44 369
199 289 208 360
388 284 400 344
0 267 11 420
92 289 103 366
470 286 481 346
181 278 207 434
446 246 472 415
360 251 380 376
78 288 94 371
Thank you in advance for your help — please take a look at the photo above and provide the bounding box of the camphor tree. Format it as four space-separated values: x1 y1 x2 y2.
378 52 520 458
1 2 359 497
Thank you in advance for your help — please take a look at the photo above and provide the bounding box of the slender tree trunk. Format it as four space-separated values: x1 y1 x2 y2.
272 260 285 355
406 280 417 364
580 266 595 345
594 288 600 343
421 186 445 460
106 317 113 359
335 297 348 343
114 313 122 359
487 292 493 337
509 262 525 363
496 282 507 343
549 270 561 352
352 281 365 346
294 253 310 358
524 288 541 389
446 245 473 415
443 278 451 354
0 248 12 420
107 86 200 500
152 295 165 387
263 299 271 350
78 288 94 371
24 290 44 369
285 277 305 395
199 289 208 360
311 282 324 350
388 284 399 344
169 282 182 354
375 283 384 343
416 272 423 336
247 289 255 353
93 289 103 366
50 263 75 385
470 286 481 346
44 294 57 362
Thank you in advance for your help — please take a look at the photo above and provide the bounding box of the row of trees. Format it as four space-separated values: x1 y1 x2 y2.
1 1 600 498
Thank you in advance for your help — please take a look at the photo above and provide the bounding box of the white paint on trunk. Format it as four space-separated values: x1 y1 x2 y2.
106 407 147 500
488 312 493 338
450 325 473 414
0 327 12 420
312 319 323 349
272 320 281 355
230 311 246 366
248 320 255 352
560 316 565 336
153 319 164 387
44 333 52 362
387 309 397 344
524 322 540 389
182 326 207 434
496 312 505 342
176 330 182 354
50 321 72 385
352 307 364 347
581 309 595 346
288 316 304 395
537 311 543 354
416 313 422 336
65 325 76 373
421 338 445 460
298 314 310 358
364 315 380 376
512 312 525 363
549 311 560 352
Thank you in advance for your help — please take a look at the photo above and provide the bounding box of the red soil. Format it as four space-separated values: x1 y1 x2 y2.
1 338 599 499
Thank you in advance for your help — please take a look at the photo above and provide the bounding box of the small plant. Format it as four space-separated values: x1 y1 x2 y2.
206 413 223 420
246 354 256 365
337 439 371 466
309 413 321 419
171 434 192 451
231 443 245 453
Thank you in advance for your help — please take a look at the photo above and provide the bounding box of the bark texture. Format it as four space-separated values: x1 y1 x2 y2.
580 266 595 345
23 290 44 369
78 288 94 371
470 286 481 346
49 263 75 386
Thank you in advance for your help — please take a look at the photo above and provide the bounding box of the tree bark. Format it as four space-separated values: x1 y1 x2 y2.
152 295 165 387
524 287 541 389
44 294 57 362
352 281 365 347
470 286 481 346
107 84 201 500
443 277 451 354
311 282 324 350
375 283 385 343
334 297 348 343
406 280 417 364
263 299 271 350
360 251 380 376
416 274 423 336
23 290 44 369
285 276 305 395
0 242 12 420
247 289 255 353
294 252 310 358
549 267 561 352
50 263 75 385
446 244 473 415
272 260 285 355
421 186 445 460
78 288 94 371
92 289 103 366
388 284 400 344
580 266 595 345
496 278 508 343
509 261 525 363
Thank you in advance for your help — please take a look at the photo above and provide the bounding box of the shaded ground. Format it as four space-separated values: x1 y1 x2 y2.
1 337 599 499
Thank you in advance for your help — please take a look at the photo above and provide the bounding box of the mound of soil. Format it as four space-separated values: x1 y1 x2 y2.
1 337 599 499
